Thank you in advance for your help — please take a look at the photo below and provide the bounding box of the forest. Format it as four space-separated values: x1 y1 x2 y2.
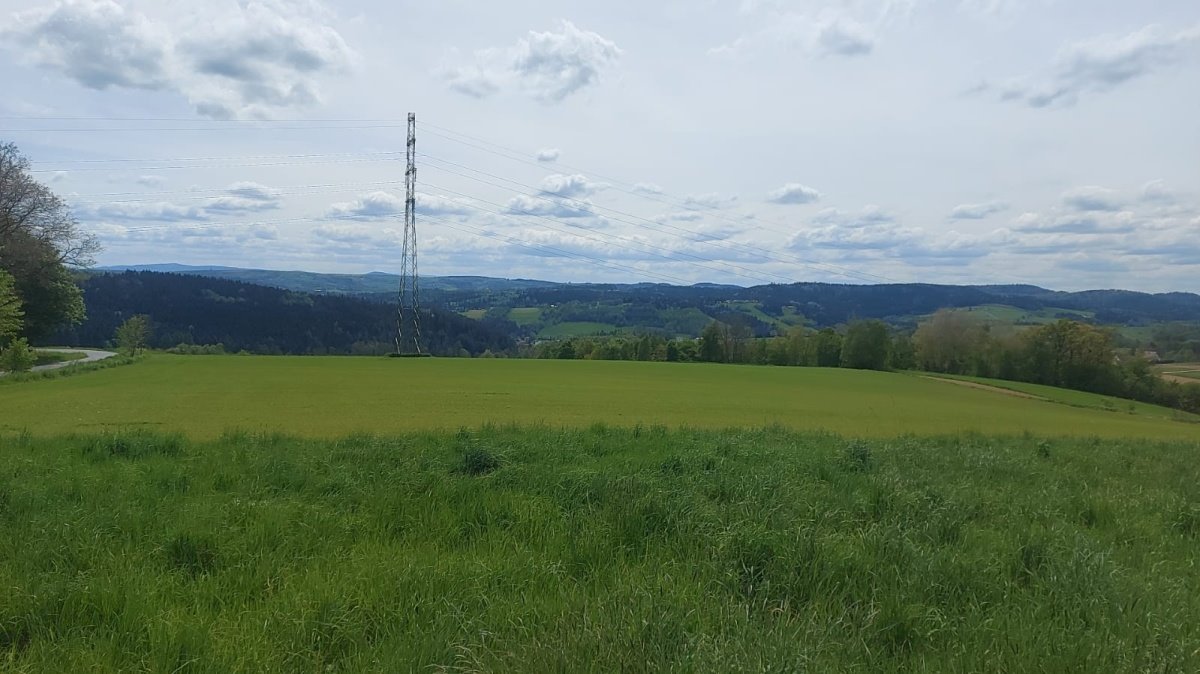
45 271 514 356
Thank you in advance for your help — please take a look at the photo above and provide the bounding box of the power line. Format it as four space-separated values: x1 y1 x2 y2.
68 179 406 204
31 155 406 173
35 150 404 165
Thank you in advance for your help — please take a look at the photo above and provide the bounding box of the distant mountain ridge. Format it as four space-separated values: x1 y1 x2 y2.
88 264 1200 330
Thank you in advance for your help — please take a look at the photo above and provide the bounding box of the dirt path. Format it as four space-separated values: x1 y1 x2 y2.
920 375 1044 400
0 348 117 377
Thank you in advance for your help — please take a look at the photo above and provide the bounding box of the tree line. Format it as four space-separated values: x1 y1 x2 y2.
537 312 1200 414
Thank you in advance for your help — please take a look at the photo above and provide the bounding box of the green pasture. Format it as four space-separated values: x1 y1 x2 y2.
506 307 542 325
1157 363 1200 381
1 427 1198 671
1 355 1197 440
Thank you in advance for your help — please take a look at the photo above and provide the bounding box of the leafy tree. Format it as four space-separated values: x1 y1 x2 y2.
0 336 35 372
1020 320 1117 392
0 143 100 339
840 320 890 370
812 328 843 367
913 309 990 374
887 333 916 370
0 269 22 343
115 314 151 355
699 321 727 362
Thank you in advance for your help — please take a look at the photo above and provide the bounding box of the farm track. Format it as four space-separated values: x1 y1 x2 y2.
920 375 1043 400
0 348 117 377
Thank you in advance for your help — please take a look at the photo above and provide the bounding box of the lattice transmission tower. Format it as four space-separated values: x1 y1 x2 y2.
394 112 426 356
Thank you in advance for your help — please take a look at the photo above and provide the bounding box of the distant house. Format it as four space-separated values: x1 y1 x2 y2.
1142 350 1162 363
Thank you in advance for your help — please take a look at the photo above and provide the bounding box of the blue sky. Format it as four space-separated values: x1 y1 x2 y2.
1 0 1198 291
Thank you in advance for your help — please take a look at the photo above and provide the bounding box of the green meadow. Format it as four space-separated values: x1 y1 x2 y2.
3 357 1200 671
1 355 1198 439
1 427 1198 671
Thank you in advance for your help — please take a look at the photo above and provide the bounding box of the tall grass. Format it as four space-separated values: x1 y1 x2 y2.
1 427 1198 672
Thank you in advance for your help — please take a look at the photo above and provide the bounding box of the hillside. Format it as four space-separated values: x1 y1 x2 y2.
47 271 513 356
95 265 1200 340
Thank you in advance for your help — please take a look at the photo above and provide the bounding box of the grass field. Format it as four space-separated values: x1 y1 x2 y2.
1156 363 1200 382
31 350 87 367
1 427 1198 671
1 355 1198 440
506 307 542 326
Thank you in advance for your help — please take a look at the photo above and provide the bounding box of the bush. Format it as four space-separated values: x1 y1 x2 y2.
0 338 35 372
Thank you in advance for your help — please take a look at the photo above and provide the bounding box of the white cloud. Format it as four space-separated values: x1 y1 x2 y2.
136 175 167 188
442 21 621 103
535 148 561 162
811 205 894 227
328 191 403 219
538 173 603 198
991 24 1200 108
767 183 821 205
682 193 739 210
711 10 875 59
4 0 355 119
949 201 1008 219
1140 179 1176 203
815 17 874 57
77 201 208 222
1062 186 1122 212
634 183 664 195
505 194 594 218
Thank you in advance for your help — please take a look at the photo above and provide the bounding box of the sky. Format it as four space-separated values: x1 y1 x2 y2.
1 0 1198 291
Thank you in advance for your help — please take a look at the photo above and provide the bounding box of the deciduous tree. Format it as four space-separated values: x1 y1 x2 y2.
0 142 100 339
0 269 21 343
115 314 151 355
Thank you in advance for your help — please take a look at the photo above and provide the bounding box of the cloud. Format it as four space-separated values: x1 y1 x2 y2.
136 175 167 188
442 64 499 98
4 0 355 119
74 181 284 222
538 173 603 198
504 194 594 218
767 183 821 205
328 191 403 219
417 193 476 216
204 182 282 213
815 17 874 57
312 223 398 246
535 148 560 162
711 10 875 59
442 21 621 103
1062 186 1122 212
949 201 1008 219
811 205 893 227
991 24 1200 108
655 212 705 223
682 193 739 210
5 0 171 90
1012 211 1134 234
1058 254 1129 274
77 201 208 223
1140 179 1176 203
634 182 664 195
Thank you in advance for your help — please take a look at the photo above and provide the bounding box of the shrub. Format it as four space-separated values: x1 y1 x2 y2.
0 338 35 372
